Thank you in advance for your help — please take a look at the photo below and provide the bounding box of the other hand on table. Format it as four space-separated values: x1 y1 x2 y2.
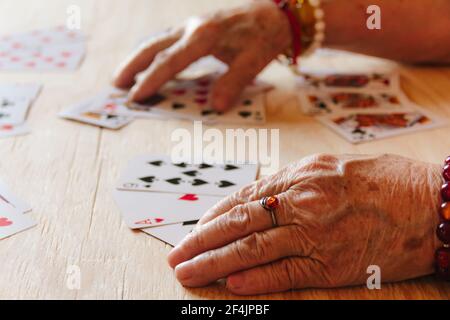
168 154 441 295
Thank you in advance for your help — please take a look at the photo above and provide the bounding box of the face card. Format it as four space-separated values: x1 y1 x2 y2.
298 90 409 115
0 123 30 138
317 109 446 144
117 154 258 196
297 71 400 92
113 190 220 229
141 219 198 247
0 180 32 213
59 98 133 129
0 201 36 240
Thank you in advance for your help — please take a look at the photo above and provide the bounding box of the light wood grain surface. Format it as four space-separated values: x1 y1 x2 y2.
1 0 450 300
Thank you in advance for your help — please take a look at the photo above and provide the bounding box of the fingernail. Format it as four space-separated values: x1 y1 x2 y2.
175 261 194 282
227 273 245 290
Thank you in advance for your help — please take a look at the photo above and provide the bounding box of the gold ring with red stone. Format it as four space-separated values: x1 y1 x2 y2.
259 196 279 227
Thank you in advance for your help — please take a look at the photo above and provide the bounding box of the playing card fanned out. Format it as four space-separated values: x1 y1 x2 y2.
296 70 400 93
296 69 446 144
114 154 259 246
61 71 270 128
0 26 86 72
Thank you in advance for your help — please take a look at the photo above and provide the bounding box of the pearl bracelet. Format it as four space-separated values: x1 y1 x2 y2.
299 0 326 57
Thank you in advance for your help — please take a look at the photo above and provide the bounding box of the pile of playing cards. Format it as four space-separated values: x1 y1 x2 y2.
296 70 446 143
0 180 36 240
59 63 272 129
113 155 258 246
0 26 86 72
0 84 41 138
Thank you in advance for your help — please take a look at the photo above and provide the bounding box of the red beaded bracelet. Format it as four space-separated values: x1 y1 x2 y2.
436 156 450 280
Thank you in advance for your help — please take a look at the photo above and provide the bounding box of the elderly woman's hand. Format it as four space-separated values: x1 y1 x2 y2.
114 0 290 111
167 154 442 295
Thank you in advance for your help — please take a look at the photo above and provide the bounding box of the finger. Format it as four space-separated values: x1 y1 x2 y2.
114 28 183 89
129 35 212 102
226 257 317 295
168 194 295 268
174 226 301 287
211 51 270 112
198 154 339 226
198 165 292 226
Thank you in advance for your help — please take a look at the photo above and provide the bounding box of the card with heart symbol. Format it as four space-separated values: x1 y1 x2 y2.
116 154 259 196
113 190 221 229
131 73 268 124
0 26 86 72
0 201 36 240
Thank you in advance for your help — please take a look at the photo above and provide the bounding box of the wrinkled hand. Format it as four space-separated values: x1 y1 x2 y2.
114 0 290 111
168 154 441 295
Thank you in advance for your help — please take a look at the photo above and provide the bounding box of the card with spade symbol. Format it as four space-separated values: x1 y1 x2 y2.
0 201 36 240
0 83 42 126
116 154 258 196
112 190 221 229
141 73 267 124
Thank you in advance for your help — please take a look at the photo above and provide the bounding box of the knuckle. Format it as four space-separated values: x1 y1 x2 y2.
199 250 220 271
235 232 271 264
187 228 207 251
235 234 265 265
278 259 301 289
224 205 252 234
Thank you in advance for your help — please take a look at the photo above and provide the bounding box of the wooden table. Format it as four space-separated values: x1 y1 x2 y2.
1 0 450 300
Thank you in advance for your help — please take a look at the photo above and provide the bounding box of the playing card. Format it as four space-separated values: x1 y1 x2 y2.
298 90 409 115
141 219 198 247
0 96 32 125
144 74 267 124
0 180 32 213
0 25 85 72
210 94 266 125
0 42 86 72
296 70 400 92
0 123 30 138
0 25 85 51
86 88 170 120
113 190 220 228
0 83 42 101
317 108 446 144
117 155 258 196
59 97 133 129
0 201 36 240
